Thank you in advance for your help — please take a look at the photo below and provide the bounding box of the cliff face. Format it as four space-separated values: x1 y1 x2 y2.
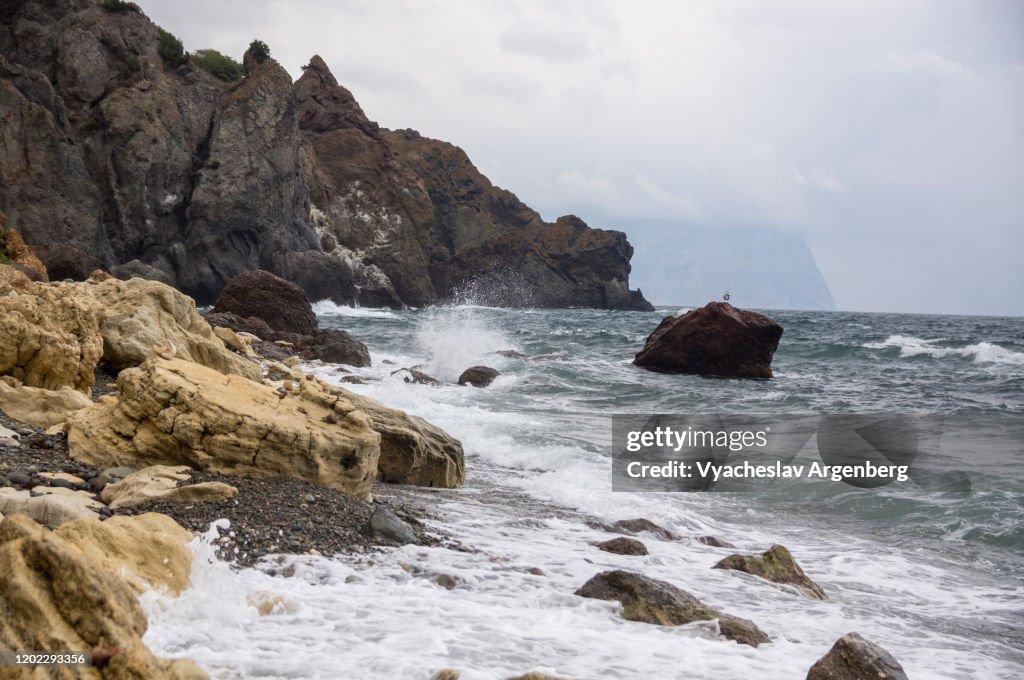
0 0 651 310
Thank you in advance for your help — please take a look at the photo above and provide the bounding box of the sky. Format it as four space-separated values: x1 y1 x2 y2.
144 0 1024 315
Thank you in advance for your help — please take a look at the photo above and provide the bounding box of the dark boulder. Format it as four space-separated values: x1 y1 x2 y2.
595 537 648 556
714 544 827 600
458 366 500 388
212 270 318 336
807 633 908 680
303 329 371 367
110 259 175 286
575 570 769 647
634 302 783 379
391 368 440 386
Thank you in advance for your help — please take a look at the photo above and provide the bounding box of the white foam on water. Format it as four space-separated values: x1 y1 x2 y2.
140 308 1023 679
142 472 1022 679
864 335 1024 365
311 299 398 319
411 306 519 382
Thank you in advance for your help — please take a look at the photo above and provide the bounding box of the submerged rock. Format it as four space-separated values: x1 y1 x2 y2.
595 537 649 556
575 570 769 647
806 632 908 680
714 544 827 599
595 518 681 542
392 367 441 385
696 535 736 549
212 270 318 336
458 366 500 387
634 301 783 379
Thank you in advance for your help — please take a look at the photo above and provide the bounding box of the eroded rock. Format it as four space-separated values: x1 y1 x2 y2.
0 382 92 428
67 358 380 500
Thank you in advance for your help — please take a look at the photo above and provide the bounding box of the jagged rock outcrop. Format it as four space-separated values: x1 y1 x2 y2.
0 0 649 310
0 513 207 679
0 276 105 392
66 357 381 500
634 302 784 379
0 274 260 396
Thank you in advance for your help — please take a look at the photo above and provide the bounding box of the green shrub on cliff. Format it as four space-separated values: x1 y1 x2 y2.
158 29 188 68
194 49 245 83
249 39 271 64
102 0 141 12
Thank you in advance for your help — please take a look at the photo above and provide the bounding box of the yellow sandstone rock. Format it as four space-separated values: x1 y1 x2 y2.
68 358 380 500
0 514 206 679
0 381 93 427
55 512 194 596
0 280 104 392
100 466 238 509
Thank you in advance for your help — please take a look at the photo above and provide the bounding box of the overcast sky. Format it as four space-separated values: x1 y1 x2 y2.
144 0 1023 316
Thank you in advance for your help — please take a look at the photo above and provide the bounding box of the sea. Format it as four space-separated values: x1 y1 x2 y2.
141 303 1024 679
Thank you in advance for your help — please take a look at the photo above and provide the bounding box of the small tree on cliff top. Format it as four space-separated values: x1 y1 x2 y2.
249 39 271 64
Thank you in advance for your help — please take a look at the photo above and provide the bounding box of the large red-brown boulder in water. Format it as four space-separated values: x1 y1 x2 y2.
633 302 783 379
212 270 318 336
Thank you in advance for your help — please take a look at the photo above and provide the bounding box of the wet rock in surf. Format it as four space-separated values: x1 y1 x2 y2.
575 570 769 647
714 544 827 599
591 518 680 541
364 506 417 545
391 368 440 385
633 301 783 379
212 270 318 336
595 537 649 556
696 535 736 548
457 366 500 388
305 329 371 367
806 632 908 680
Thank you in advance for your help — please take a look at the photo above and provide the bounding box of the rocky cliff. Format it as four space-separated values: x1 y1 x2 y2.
0 0 651 310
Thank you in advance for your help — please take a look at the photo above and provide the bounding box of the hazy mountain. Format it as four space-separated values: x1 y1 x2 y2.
621 220 836 311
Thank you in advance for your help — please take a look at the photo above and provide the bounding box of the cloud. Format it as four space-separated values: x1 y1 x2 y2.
498 19 594 62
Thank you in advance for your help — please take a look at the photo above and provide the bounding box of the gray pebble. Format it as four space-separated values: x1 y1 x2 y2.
7 471 31 487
